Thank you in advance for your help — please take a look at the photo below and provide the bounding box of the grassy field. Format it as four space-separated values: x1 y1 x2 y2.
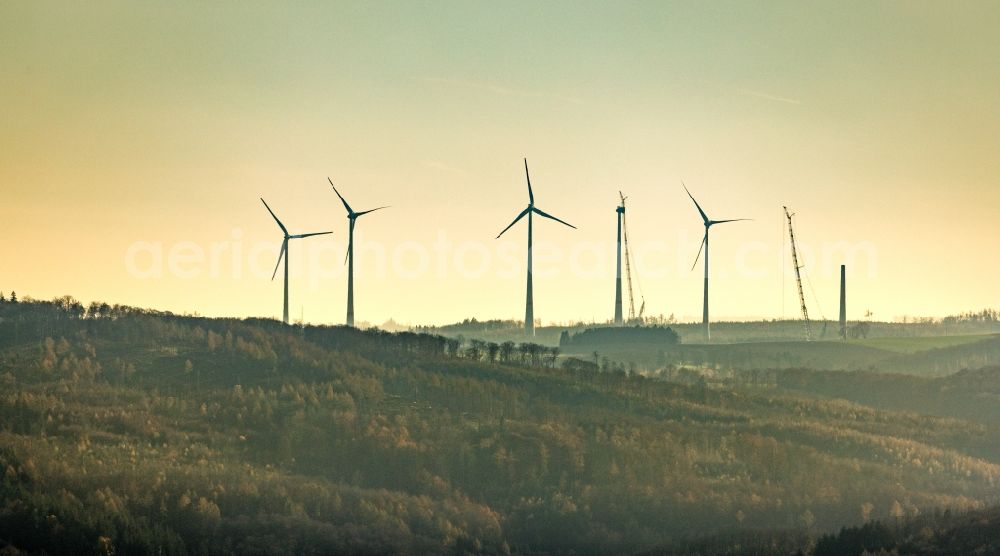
426 319 1000 347
561 333 1000 376
852 334 995 354
563 339 894 372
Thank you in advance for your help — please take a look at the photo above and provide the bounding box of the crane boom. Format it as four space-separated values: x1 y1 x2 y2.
784 206 812 341
621 195 637 321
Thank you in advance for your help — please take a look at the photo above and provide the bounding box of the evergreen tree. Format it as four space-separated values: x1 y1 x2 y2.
559 330 570 346
9 291 17 303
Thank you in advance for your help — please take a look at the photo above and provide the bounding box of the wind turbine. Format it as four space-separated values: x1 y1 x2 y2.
496 159 576 336
327 177 389 327
615 192 626 326
683 184 750 341
261 198 332 324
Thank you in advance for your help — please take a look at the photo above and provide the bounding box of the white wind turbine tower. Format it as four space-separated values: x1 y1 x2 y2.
327 178 389 327
496 159 576 336
683 184 750 341
261 198 332 324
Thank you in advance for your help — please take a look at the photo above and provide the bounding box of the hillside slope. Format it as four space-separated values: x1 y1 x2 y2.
1 299 999 554
776 365 1000 428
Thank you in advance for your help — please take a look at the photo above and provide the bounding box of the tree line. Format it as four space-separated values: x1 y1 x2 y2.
559 325 680 348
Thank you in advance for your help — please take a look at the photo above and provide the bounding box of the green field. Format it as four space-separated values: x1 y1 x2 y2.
427 319 1000 348
561 333 1000 376
851 334 996 354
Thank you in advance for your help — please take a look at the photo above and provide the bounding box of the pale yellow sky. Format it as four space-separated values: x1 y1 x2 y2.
2 2 998 326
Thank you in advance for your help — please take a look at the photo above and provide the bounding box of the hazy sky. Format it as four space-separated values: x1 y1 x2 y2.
2 1 998 326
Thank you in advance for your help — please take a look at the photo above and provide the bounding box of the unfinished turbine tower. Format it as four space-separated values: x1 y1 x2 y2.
783 206 812 340
615 191 644 326
614 193 626 326
496 159 576 336
839 264 847 340
327 178 389 327
261 198 332 324
684 184 750 341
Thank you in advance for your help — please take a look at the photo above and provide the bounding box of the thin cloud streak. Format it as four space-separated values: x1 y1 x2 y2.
737 88 802 105
423 77 586 105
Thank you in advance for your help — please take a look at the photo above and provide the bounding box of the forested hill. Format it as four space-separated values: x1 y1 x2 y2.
646 504 1000 555
775 365 1000 426
1 298 1000 554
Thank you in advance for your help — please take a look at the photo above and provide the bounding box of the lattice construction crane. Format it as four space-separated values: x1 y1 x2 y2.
783 206 812 340
620 192 645 323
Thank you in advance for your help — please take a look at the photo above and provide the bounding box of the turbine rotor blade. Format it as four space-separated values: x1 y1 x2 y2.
690 232 707 271
272 239 288 280
496 207 531 239
355 206 389 217
327 177 354 215
532 207 576 229
524 158 534 205
290 231 333 239
709 218 752 226
261 198 288 235
682 182 710 225
344 241 351 265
